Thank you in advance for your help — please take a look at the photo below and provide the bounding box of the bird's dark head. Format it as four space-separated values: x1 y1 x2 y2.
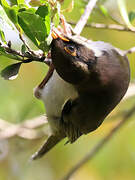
51 36 97 85
51 36 130 94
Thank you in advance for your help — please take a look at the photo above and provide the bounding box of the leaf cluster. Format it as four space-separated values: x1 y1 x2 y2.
0 0 61 80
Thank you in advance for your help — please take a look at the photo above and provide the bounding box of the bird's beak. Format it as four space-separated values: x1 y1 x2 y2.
51 31 58 39
51 30 69 42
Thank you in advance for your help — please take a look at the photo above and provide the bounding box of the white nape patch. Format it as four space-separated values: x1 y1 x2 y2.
68 35 103 57
8 74 18 80
40 70 78 118
68 35 125 57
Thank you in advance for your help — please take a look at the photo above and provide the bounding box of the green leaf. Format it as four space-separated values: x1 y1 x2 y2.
0 30 6 44
0 7 17 30
0 46 6 54
18 12 44 45
17 0 24 4
38 41 50 52
129 11 135 23
0 46 22 60
36 5 49 19
21 44 26 54
8 0 18 6
18 5 51 51
7 0 24 5
36 4 51 35
117 0 135 31
1 62 22 80
29 0 42 7
1 0 18 25
18 7 35 13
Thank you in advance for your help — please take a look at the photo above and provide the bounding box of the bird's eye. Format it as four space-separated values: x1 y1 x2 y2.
64 45 77 56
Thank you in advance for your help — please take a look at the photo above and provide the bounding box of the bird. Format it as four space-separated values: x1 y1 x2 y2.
32 35 130 160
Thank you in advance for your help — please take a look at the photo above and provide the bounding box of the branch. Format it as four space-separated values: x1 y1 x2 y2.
124 46 135 55
70 22 135 33
19 33 39 57
74 0 98 35
0 42 46 64
2 44 25 58
60 104 135 180
0 27 47 63
69 21 135 55
0 115 48 139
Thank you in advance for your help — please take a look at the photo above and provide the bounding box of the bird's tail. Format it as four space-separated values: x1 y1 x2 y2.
31 134 63 160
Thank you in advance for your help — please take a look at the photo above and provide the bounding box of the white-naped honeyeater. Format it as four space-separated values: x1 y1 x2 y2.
32 35 130 160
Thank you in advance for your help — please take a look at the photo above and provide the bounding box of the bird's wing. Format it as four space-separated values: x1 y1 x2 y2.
61 99 82 143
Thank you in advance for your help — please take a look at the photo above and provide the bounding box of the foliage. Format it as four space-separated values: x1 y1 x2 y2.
0 0 60 79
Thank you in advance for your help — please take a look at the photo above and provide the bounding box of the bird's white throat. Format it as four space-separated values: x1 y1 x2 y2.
37 70 78 120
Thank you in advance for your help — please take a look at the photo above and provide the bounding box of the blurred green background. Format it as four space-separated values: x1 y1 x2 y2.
0 0 135 180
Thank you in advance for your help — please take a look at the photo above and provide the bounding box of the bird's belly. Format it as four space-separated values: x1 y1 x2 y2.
40 70 78 118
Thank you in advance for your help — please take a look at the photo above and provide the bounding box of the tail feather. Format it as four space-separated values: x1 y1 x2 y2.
31 134 63 160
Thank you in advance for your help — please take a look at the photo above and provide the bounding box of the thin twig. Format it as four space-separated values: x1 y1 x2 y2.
22 115 48 129
60 104 135 180
74 0 98 35
3 45 24 59
19 34 38 57
69 21 135 55
124 46 135 55
0 43 46 63
0 115 48 140
69 21 135 33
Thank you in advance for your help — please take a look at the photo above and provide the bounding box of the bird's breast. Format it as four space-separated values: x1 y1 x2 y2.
40 70 78 118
